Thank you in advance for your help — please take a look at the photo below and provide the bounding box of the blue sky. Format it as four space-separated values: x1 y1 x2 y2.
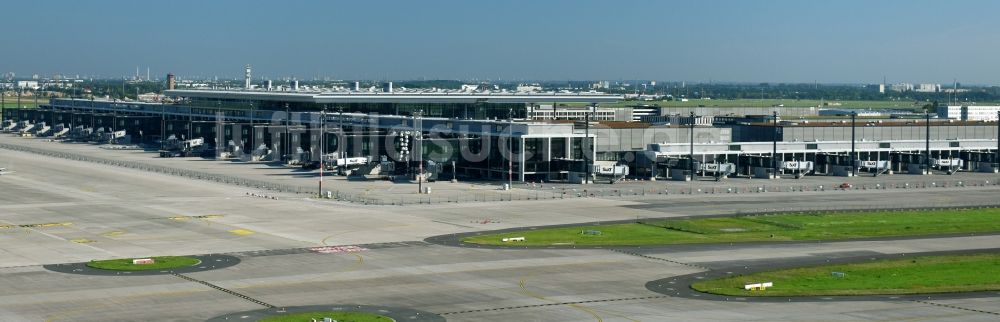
3 0 999 84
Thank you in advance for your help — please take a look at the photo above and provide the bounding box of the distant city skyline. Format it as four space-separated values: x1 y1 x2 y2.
2 0 999 84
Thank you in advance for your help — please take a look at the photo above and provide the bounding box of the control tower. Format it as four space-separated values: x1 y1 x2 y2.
244 64 251 89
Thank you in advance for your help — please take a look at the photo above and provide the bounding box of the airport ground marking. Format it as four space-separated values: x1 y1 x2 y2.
229 228 255 236
43 289 206 322
911 300 1000 316
172 272 276 308
518 276 604 322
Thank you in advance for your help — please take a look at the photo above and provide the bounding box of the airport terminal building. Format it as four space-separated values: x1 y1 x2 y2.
6 87 1000 183
14 89 623 182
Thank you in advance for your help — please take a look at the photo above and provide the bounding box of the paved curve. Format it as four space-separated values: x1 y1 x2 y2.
205 304 446 322
645 248 1000 307
42 254 240 276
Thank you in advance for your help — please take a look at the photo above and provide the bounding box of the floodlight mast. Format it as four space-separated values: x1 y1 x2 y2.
772 111 779 178
319 107 326 198
689 111 695 180
851 111 857 176
417 110 423 194
925 112 931 171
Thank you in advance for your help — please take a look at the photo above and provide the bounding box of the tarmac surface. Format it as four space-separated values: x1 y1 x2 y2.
205 304 446 322
1 137 999 321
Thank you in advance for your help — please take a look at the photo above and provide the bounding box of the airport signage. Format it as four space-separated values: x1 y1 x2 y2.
336 157 369 166
308 245 368 254
858 160 888 169
594 165 628 175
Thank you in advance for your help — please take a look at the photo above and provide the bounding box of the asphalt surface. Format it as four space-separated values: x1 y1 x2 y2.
205 304 446 322
3 138 1000 321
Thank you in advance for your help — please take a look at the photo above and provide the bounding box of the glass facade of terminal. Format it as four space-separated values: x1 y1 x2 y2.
186 98 528 119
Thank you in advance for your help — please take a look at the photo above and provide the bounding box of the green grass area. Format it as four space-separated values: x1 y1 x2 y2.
462 208 1000 246
86 256 200 271
691 253 1000 296
565 99 926 109
257 311 393 322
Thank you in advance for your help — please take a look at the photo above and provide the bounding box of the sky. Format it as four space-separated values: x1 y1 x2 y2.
2 0 999 84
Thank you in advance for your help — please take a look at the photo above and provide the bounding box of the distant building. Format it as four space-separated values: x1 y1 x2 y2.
915 83 941 93
516 83 543 92
937 105 1000 121
16 81 40 90
889 83 913 92
460 84 496 92
590 81 610 90
137 92 165 102
818 109 889 117
166 73 176 90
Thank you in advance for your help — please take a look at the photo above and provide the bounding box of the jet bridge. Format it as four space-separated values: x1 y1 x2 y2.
593 162 630 184
1 120 15 132
32 122 51 136
856 160 892 176
698 162 736 181
930 158 964 175
44 124 69 138
960 151 1000 173
740 155 813 179
97 130 130 145
159 135 205 157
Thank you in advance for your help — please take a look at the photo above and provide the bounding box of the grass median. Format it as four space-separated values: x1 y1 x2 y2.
462 208 1000 246
257 311 393 322
86 256 200 271
691 253 1000 296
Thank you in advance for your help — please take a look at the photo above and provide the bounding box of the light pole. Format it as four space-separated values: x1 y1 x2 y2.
509 108 514 189
160 104 165 151
16 83 21 122
249 102 255 152
584 106 591 184
772 111 779 178
284 103 290 162
689 111 695 180
319 107 327 198
851 111 857 176
416 110 423 193
925 112 931 172
996 111 999 171
338 106 344 162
